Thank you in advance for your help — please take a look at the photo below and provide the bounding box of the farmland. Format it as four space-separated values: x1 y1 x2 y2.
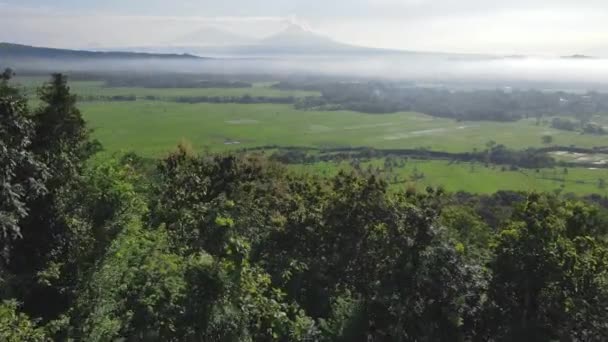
294 159 608 195
16 76 608 195
17 78 319 99
77 101 608 155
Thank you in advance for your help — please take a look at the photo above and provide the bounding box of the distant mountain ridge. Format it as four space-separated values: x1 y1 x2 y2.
257 24 351 48
114 23 401 57
561 54 595 59
80 24 492 59
0 42 203 60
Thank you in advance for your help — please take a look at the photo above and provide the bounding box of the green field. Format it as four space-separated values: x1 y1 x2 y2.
80 101 607 157
15 77 319 99
295 159 608 195
16 77 608 195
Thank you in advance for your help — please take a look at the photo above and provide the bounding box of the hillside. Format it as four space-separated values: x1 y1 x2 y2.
79 25 489 59
0 42 202 60
257 23 356 49
132 23 404 57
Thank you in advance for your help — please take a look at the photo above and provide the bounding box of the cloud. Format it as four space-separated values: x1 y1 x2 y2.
0 3 293 48
318 4 608 55
1 1 608 55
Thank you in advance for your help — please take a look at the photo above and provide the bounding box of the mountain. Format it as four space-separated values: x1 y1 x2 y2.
0 42 202 60
0 42 209 74
186 23 397 57
257 24 350 49
104 24 487 59
561 54 595 59
196 24 490 58
169 26 255 47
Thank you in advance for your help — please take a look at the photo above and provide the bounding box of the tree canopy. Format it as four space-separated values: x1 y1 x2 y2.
1 72 608 341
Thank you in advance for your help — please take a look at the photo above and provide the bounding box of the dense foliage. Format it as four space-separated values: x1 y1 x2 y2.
2 72 608 341
274 81 608 122
267 145 557 170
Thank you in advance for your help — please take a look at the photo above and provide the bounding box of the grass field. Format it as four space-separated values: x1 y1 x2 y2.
295 159 608 195
79 101 608 157
15 76 608 195
14 77 319 99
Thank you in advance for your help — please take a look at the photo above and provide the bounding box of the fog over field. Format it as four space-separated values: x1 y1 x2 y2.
4 0 608 90
9 54 608 90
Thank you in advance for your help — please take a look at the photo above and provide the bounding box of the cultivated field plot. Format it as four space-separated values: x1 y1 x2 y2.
15 77 320 99
79 101 607 156
295 159 608 195
16 76 608 195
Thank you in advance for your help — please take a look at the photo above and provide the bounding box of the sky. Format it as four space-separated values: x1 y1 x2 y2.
1 0 608 55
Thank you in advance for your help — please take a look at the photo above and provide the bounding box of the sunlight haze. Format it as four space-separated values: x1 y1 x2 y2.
2 0 607 55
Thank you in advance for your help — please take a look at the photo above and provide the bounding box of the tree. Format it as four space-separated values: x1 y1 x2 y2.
0 68 14 81
32 74 99 181
145 149 316 341
486 194 608 340
0 68 19 97
6 75 608 341
0 77 47 277
5 74 100 322
0 300 47 342
441 205 493 260
261 173 484 341
541 135 553 145
68 221 224 341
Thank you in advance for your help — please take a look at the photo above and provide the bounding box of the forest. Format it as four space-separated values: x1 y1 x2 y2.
275 81 608 122
2 71 608 341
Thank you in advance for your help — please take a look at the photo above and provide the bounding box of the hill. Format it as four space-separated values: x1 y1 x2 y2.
561 54 595 59
183 24 492 59
0 42 202 60
89 24 490 59
143 23 404 57
257 23 355 50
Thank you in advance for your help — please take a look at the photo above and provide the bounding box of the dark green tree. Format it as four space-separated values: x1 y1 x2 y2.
0 77 47 286
6 74 100 321
32 74 99 181
0 300 47 341
486 194 608 340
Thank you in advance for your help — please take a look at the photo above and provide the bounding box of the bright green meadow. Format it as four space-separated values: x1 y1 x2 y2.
17 77 608 195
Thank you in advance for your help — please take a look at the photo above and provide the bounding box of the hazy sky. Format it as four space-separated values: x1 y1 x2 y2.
2 0 608 55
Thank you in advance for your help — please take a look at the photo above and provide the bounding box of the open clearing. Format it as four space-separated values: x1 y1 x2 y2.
15 77 320 99
295 159 608 195
17 77 608 195
79 101 608 157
